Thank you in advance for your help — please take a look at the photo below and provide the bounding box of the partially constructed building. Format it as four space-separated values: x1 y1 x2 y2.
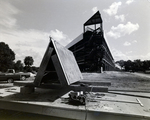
66 11 115 72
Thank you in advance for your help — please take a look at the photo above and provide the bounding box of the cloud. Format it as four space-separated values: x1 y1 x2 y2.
130 53 150 61
140 53 150 60
15 48 43 67
1 28 72 66
0 1 19 29
112 48 130 61
50 29 71 46
124 41 131 46
92 7 98 14
0 1 71 66
112 48 150 61
107 22 139 39
126 0 134 4
132 40 137 43
103 2 122 16
126 51 133 54
115 15 125 22
1 29 50 66
106 31 120 39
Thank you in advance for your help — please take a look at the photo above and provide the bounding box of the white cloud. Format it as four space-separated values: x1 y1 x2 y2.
15 48 42 67
130 53 150 61
112 48 150 61
1 29 50 66
124 41 131 46
0 1 71 67
112 48 130 61
107 31 120 39
92 7 98 14
1 28 72 66
115 15 125 22
126 0 134 5
107 22 139 39
111 22 139 34
50 29 71 46
0 1 19 29
126 51 133 54
140 53 150 60
103 2 122 16
132 40 137 43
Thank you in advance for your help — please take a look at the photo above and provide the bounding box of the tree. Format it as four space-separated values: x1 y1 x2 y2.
124 60 133 71
14 60 24 72
24 56 34 67
0 42 15 72
24 56 34 72
142 60 150 72
134 59 142 71
116 60 125 70
116 59 150 72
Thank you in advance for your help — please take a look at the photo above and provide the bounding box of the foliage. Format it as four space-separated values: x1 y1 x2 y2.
24 66 32 72
24 56 34 67
116 59 150 72
24 56 34 72
14 60 24 72
116 60 125 69
0 42 15 72
124 60 134 71
32 66 39 72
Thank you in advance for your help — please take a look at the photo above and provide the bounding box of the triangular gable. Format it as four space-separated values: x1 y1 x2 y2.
84 11 102 26
34 39 83 87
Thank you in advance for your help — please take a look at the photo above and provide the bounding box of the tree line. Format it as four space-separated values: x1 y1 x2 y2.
116 59 150 72
0 42 38 72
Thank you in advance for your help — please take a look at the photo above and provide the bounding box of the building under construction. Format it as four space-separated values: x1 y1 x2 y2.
66 11 115 72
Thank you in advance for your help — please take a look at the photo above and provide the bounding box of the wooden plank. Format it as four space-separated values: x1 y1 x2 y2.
108 91 150 99
136 98 144 107
14 81 34 86
51 54 68 86
70 85 108 92
34 46 53 86
52 40 83 85
76 80 111 86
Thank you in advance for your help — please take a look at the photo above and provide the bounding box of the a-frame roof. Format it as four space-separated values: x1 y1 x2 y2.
84 11 102 26
34 39 83 87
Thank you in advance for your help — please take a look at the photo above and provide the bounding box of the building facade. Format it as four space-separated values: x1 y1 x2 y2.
66 11 115 72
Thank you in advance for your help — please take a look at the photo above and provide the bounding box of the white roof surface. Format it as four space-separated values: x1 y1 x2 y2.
66 33 83 48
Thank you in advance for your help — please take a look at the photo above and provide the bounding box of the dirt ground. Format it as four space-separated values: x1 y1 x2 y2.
82 71 150 91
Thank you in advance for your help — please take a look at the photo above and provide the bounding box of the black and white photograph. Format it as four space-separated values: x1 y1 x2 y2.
0 0 150 120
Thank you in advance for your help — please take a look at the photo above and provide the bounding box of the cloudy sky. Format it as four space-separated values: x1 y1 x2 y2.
0 0 150 66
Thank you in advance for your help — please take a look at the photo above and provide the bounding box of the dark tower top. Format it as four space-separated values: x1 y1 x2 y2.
83 11 103 33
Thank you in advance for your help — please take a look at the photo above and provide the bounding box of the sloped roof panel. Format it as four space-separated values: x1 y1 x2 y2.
84 11 102 26
66 33 83 49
